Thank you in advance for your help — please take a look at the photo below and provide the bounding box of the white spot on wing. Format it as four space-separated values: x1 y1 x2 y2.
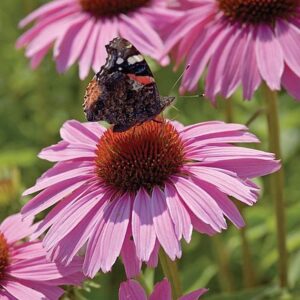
127 55 144 65
116 57 124 64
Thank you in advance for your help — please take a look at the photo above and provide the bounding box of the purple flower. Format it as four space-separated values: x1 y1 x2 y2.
164 0 300 101
16 0 180 79
0 214 83 300
119 278 207 300
22 119 279 278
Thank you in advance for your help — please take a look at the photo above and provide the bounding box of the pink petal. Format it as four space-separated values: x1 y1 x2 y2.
185 130 258 150
180 122 246 141
22 164 93 196
255 25 284 90
147 240 160 268
43 186 108 250
276 20 300 77
179 288 208 300
119 280 147 300
149 279 172 300
0 214 34 244
171 176 226 231
150 187 181 260
205 25 237 99
92 18 115 72
60 119 100 144
83 200 113 277
165 183 192 242
19 0 74 28
54 13 90 71
56 17 95 73
30 44 52 69
190 212 217 236
197 157 280 179
39 142 96 162
121 235 142 278
79 21 101 79
187 166 259 205
220 28 247 98
97 194 131 273
2 280 52 300
241 29 261 100
282 65 300 100
17 5 78 48
22 177 89 217
182 21 226 92
48 191 113 265
187 145 273 162
194 180 245 228
132 188 156 261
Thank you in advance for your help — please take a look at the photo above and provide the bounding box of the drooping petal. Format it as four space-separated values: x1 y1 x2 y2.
282 64 300 100
151 187 181 260
171 176 227 231
179 288 208 300
121 234 142 278
149 278 172 300
276 20 300 77
255 25 284 90
96 193 131 273
165 183 192 242
132 188 156 261
119 280 147 300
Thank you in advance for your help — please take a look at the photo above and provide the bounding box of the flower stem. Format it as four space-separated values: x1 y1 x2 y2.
159 249 182 299
263 83 288 288
224 96 257 288
136 274 152 296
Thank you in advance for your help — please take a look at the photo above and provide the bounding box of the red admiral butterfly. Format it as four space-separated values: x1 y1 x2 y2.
83 37 174 132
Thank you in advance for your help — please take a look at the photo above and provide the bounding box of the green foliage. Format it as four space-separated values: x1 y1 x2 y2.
1 0 300 299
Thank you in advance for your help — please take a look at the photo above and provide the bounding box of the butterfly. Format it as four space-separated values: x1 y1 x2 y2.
83 37 174 132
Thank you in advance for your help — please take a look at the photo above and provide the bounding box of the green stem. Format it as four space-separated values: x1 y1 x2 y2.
159 249 182 299
263 83 288 288
239 218 257 288
212 236 235 292
224 97 257 289
224 97 234 123
136 274 152 296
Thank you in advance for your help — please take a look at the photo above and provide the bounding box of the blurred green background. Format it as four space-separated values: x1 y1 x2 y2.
1 1 300 299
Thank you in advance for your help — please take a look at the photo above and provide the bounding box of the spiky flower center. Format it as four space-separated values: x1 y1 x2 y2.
218 0 299 25
79 0 150 17
95 120 185 192
0 233 9 280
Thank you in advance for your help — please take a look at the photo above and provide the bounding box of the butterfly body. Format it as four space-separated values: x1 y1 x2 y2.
83 37 174 132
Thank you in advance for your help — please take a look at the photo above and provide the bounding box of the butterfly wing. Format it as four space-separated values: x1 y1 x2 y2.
83 37 173 132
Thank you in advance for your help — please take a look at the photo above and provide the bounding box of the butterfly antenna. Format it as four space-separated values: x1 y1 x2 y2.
170 64 191 93
178 93 205 99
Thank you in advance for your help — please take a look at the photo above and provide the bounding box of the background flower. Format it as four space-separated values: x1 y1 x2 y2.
119 278 208 300
16 0 181 79
164 0 300 101
21 119 279 278
0 213 83 300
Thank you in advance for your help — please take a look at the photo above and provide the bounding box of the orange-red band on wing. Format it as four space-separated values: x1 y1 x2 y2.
127 74 155 85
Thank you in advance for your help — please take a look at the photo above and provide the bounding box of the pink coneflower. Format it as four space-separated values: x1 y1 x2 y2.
16 0 180 79
22 119 279 278
165 0 300 101
0 213 83 300
119 278 208 300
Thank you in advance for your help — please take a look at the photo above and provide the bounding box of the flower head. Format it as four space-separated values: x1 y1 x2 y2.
16 0 180 79
22 119 279 278
119 278 207 300
0 213 83 300
165 0 300 101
